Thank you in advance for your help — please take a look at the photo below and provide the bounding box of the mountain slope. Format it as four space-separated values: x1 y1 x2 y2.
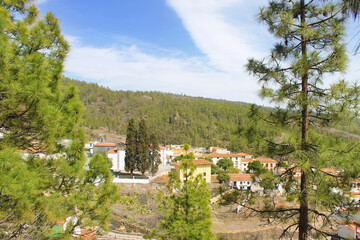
63 78 360 153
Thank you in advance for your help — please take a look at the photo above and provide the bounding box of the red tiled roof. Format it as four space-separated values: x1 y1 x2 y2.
151 175 169 184
107 148 118 153
94 143 116 147
173 159 212 166
228 173 253 182
237 152 252 156
256 157 277 163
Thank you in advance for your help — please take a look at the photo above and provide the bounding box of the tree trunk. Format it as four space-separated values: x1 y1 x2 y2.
299 0 310 239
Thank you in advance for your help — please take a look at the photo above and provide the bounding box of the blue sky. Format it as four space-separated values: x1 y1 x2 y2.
36 0 360 105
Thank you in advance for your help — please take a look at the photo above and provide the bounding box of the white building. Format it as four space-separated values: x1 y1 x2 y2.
159 146 173 166
202 152 253 169
107 147 126 171
228 173 263 192
338 222 360 239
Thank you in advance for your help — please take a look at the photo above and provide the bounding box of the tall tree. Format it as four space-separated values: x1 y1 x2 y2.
247 1 360 239
159 154 215 240
149 133 161 176
136 119 150 175
125 118 137 177
0 1 118 238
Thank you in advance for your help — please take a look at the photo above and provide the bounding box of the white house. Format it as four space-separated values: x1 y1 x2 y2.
255 157 278 171
202 152 253 167
159 146 173 166
228 173 263 192
338 221 360 239
107 147 126 172
207 147 230 154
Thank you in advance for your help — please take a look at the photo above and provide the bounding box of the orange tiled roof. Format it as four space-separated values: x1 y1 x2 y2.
107 148 118 153
228 173 253 182
256 157 277 163
173 159 212 166
237 152 252 156
151 175 169 183
94 143 116 147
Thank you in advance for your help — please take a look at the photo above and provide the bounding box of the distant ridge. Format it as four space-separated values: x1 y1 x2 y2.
63 78 360 154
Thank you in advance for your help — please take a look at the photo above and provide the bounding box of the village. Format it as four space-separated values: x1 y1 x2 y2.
78 138 360 239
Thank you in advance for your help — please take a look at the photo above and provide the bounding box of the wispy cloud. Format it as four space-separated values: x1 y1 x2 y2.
65 36 259 103
64 0 270 104
63 0 360 105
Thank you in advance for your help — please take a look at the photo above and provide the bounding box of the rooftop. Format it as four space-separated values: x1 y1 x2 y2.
172 159 212 166
228 173 254 182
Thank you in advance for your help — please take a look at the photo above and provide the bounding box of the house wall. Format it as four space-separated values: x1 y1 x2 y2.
108 153 118 170
94 146 114 154
338 224 357 239
107 150 125 171
175 164 211 183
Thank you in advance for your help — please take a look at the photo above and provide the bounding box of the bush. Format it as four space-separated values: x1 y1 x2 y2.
220 191 241 205
286 194 296 202
248 198 257 205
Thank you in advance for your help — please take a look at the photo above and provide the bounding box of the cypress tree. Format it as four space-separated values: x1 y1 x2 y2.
247 0 360 239
137 119 150 176
149 133 161 176
125 118 137 177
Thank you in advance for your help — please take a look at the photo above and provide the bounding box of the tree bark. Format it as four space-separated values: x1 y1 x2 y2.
299 0 310 239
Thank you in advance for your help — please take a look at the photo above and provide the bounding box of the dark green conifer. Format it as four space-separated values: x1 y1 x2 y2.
125 118 137 176
149 133 161 176
137 119 150 175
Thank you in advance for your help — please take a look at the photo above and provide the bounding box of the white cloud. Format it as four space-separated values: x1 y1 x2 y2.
64 36 260 103
166 0 271 73
64 0 360 106
64 0 271 104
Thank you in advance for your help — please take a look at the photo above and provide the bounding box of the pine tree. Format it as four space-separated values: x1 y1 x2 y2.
136 119 150 175
125 118 137 177
0 1 118 237
149 133 161 176
246 1 360 239
159 154 215 240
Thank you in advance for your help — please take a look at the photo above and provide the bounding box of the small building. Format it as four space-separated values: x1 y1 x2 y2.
256 157 277 171
240 159 252 172
172 159 212 183
107 147 126 172
228 173 254 190
93 143 116 154
338 221 360 239
202 153 252 167
207 147 230 154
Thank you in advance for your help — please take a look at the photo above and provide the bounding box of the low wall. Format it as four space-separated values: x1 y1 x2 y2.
113 178 149 184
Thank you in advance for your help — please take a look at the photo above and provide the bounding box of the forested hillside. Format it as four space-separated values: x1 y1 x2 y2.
63 78 360 153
